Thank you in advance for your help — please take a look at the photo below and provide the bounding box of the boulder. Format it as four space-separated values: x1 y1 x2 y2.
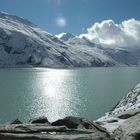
51 116 109 133
52 116 83 129
29 117 50 124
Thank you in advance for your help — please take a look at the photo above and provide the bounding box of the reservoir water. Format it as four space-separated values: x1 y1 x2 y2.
0 67 140 123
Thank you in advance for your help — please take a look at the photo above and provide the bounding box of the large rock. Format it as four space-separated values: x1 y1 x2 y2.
0 117 114 140
113 113 140 140
29 117 50 124
52 116 107 131
52 116 91 129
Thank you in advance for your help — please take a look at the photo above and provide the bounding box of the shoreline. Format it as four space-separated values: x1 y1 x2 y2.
0 116 114 140
0 83 140 139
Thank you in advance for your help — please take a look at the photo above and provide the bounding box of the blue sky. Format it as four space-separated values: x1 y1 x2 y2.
0 0 140 35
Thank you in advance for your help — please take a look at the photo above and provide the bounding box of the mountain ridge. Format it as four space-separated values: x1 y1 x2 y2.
0 12 139 68
57 32 140 66
0 12 116 68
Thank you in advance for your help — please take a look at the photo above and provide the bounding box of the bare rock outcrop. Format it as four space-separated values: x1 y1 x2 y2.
0 116 114 140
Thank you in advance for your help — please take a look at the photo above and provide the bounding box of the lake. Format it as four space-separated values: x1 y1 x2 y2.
0 67 140 123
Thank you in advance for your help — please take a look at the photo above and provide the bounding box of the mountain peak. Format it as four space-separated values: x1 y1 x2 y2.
0 11 37 27
56 32 75 41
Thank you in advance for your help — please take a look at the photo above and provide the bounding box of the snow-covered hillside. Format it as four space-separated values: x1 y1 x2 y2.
97 83 140 136
111 83 140 115
56 33 96 47
0 12 139 68
57 32 140 66
0 12 116 68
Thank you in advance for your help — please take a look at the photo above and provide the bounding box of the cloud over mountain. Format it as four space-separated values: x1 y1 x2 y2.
80 19 140 47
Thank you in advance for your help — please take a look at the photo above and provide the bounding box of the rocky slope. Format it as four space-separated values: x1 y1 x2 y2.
97 83 140 140
0 12 115 68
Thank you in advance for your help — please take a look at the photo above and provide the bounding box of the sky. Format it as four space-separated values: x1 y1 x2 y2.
0 0 140 36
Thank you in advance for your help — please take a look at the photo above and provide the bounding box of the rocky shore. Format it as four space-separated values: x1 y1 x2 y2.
97 83 140 140
0 83 140 140
0 117 113 140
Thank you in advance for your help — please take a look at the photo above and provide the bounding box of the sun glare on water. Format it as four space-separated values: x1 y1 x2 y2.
33 69 80 122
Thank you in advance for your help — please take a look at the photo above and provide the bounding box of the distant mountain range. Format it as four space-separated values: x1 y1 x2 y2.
0 12 139 68
56 32 140 66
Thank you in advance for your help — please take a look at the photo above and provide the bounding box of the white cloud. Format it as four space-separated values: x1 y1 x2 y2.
80 19 140 47
55 17 66 28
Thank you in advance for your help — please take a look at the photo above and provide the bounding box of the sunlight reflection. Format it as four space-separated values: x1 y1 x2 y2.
42 69 67 97
46 86 56 98
35 69 80 122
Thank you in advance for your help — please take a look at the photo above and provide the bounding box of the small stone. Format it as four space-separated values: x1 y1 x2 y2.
11 119 22 124
106 119 118 123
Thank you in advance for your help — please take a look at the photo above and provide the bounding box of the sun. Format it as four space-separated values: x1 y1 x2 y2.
55 17 66 28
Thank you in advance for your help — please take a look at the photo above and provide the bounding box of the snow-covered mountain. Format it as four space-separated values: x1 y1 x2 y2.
56 33 75 42
56 33 96 47
103 47 139 66
0 12 116 68
0 12 139 68
57 32 140 66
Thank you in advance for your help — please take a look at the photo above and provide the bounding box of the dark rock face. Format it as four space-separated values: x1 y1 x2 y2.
30 117 49 124
51 116 108 132
0 116 114 140
118 113 133 119
106 119 118 123
135 133 140 140
116 109 140 119
52 116 84 129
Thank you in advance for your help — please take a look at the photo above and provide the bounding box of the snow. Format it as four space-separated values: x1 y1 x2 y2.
111 83 140 114
100 119 125 133
55 33 66 38
97 83 140 133
56 33 75 42
0 12 117 68
0 11 140 68
97 113 126 133
57 32 140 67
